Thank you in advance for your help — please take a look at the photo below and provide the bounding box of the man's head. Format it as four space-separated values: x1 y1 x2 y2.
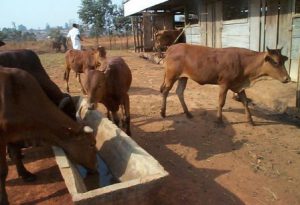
73 23 78 28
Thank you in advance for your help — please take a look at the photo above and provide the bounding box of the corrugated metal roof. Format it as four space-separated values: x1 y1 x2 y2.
124 0 169 16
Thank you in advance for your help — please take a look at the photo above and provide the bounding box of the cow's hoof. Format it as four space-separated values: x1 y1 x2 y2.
185 112 193 119
21 172 37 182
214 119 225 127
0 198 9 205
247 121 255 126
160 110 166 118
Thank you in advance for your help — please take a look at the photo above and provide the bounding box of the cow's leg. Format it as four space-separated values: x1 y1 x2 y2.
176 77 192 118
106 109 112 120
8 143 36 182
160 75 176 118
77 74 87 95
111 111 120 127
123 94 131 136
217 85 228 123
238 90 254 125
64 67 71 93
0 141 8 205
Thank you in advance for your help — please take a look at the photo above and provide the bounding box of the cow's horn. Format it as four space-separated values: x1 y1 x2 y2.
58 96 71 109
266 46 270 52
83 126 93 133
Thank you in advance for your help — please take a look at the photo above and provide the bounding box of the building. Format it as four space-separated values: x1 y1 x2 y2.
124 0 300 84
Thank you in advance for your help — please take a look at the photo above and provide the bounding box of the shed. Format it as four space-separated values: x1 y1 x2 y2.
124 0 300 108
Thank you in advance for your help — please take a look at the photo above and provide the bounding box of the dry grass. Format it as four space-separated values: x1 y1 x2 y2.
0 36 135 53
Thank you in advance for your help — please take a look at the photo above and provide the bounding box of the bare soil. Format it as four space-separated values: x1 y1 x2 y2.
6 50 300 205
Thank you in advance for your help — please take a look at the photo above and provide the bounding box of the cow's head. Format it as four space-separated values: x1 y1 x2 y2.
63 125 97 171
93 46 107 70
262 47 290 83
84 70 107 110
58 94 77 120
0 40 5 47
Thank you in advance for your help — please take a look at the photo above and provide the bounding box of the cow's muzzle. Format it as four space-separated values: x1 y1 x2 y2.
282 76 291 83
88 103 97 110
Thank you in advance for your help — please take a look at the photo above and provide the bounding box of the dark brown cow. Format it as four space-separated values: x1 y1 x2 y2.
84 49 132 135
160 43 290 125
0 49 77 183
0 49 76 118
0 66 97 205
154 29 185 52
64 47 105 93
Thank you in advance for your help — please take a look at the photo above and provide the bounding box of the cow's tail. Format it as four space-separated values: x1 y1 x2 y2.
63 71 67 80
160 73 166 93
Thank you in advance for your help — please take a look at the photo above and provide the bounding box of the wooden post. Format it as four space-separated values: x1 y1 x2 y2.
260 0 266 51
215 1 222 48
250 0 261 51
132 17 137 52
297 57 300 109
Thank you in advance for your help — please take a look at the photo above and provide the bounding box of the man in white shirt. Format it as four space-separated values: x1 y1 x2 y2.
67 24 82 50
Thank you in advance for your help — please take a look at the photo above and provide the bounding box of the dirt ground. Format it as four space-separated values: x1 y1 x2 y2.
5 49 300 205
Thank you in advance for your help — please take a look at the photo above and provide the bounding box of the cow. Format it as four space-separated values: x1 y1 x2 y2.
0 66 97 205
0 49 76 119
52 35 67 52
0 49 77 184
84 47 132 135
64 47 105 94
160 43 290 125
0 41 5 47
154 29 185 54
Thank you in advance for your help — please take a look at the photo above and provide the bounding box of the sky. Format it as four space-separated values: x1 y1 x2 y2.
0 0 123 30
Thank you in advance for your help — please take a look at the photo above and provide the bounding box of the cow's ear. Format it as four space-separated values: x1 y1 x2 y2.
97 46 106 58
282 55 288 62
264 55 271 62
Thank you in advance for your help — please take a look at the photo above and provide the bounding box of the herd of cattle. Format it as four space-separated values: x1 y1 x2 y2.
0 36 290 204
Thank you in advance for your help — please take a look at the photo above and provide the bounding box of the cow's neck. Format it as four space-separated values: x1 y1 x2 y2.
242 52 266 81
99 57 108 72
39 113 83 146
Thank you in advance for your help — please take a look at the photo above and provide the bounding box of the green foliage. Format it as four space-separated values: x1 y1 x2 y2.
78 0 113 37
0 27 36 41
112 6 131 35
48 28 62 40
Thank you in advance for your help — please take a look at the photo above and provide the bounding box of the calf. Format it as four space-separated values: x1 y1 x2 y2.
154 29 185 53
64 47 104 93
0 66 97 205
84 49 132 135
160 43 290 125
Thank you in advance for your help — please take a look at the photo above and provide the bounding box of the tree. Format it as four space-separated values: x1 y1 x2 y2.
48 27 62 40
18 24 27 32
78 0 113 42
112 6 131 35
22 31 36 41
45 23 51 31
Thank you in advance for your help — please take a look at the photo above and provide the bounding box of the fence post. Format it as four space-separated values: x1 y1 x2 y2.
297 57 300 109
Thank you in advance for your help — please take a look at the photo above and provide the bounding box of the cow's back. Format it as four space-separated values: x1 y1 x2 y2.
104 57 132 107
0 49 66 104
106 57 132 92
65 49 96 73
165 43 248 85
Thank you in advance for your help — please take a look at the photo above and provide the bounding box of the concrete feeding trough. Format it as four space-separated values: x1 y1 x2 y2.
53 97 168 205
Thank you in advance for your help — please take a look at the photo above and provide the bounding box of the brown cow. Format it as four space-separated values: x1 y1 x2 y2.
0 49 77 183
160 43 290 125
84 49 132 135
154 29 185 53
64 47 105 93
0 66 97 205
